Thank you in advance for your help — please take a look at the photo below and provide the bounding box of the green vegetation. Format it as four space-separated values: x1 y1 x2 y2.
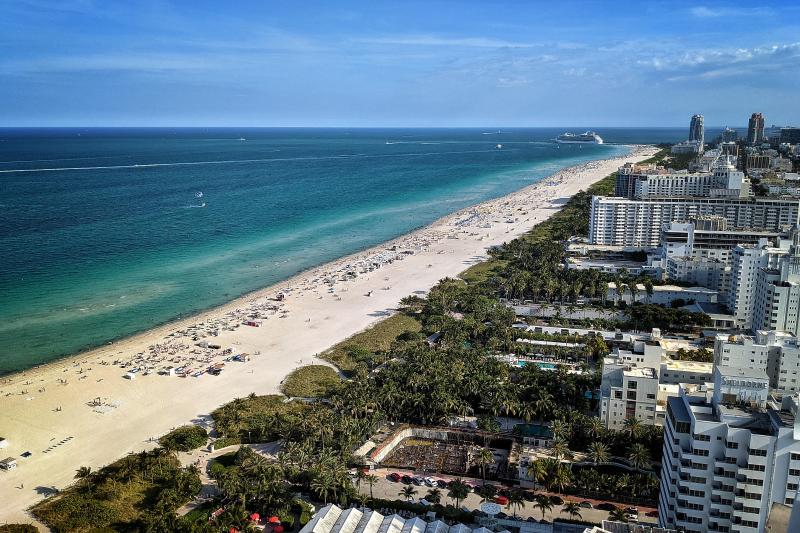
158 425 208 452
211 394 310 444
0 526 38 533
320 312 422 372
672 347 713 363
31 449 201 532
281 364 343 397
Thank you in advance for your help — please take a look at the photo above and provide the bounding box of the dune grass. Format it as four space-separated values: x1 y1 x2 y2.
281 364 343 397
320 312 422 372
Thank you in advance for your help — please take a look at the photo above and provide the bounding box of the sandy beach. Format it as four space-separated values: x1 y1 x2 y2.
0 145 657 524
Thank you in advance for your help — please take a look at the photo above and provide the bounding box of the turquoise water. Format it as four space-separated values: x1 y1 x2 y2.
515 361 557 370
0 128 643 375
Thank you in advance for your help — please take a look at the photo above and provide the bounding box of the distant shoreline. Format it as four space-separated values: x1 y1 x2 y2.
0 144 627 378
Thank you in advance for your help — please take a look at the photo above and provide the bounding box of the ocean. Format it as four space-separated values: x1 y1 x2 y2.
0 127 694 374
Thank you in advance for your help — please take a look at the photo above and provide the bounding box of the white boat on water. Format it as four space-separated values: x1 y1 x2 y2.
555 131 604 144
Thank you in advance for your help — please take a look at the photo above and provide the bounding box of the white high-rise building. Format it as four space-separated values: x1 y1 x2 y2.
613 158 748 200
599 339 662 430
714 330 800 393
727 242 789 328
752 239 800 336
588 196 799 247
658 367 800 532
659 217 779 301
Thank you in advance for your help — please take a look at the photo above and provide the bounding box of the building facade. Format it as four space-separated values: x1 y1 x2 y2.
748 112 766 145
658 367 800 532
588 196 799 247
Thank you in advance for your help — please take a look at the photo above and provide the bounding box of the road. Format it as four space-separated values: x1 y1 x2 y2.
358 468 658 526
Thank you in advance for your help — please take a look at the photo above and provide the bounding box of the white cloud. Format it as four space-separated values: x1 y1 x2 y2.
356 35 543 49
689 5 773 18
638 42 800 81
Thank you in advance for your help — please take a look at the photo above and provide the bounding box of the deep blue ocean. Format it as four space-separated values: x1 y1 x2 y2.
0 127 713 374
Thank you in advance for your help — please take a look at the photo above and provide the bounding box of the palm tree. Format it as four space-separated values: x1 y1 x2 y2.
476 448 494 486
550 438 570 461
526 460 546 491
353 469 366 490
311 474 333 505
561 502 582 520
623 417 643 439
551 465 572 494
507 490 526 518
400 485 417 502
534 495 553 520
75 466 93 495
586 417 605 441
628 443 652 471
609 507 629 522
588 441 610 465
426 488 442 504
365 474 378 500
447 479 470 508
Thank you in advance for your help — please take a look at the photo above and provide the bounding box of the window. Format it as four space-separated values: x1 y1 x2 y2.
726 441 739 449
628 380 637 389
790 468 800 477
749 448 767 456
693 434 710 442
791 452 800 461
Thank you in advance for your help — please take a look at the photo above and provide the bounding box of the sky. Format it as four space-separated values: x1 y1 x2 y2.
1 0 799 127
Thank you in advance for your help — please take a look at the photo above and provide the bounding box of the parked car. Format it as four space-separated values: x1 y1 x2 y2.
625 507 639 516
494 496 509 506
596 502 617 512
646 510 659 518
436 479 449 488
388 472 401 482
522 490 537 502
549 495 564 505
424 477 436 487
412 476 425 486
401 475 413 484
579 501 594 509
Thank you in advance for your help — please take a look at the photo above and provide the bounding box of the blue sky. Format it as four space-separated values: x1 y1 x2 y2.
2 0 799 127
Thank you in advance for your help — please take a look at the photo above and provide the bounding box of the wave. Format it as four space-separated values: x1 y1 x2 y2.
0 149 512 174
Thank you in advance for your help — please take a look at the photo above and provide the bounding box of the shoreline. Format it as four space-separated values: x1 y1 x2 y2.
0 144 658 525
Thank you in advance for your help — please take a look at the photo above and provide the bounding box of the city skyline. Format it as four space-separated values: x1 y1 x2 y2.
2 0 800 127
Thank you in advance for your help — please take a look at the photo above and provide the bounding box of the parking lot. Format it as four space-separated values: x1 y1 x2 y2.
359 467 659 526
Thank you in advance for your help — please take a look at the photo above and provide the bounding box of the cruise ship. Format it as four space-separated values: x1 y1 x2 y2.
555 131 604 144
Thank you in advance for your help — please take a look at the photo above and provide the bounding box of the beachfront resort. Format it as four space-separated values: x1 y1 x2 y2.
4 115 800 533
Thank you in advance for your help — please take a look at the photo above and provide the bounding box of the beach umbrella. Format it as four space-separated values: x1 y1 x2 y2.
250 513 260 522
229 528 239 533
268 516 281 524
274 526 285 532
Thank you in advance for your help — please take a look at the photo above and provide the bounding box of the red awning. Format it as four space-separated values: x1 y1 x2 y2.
268 516 281 524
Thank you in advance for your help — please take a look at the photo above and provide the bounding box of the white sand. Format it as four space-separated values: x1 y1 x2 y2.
0 145 658 524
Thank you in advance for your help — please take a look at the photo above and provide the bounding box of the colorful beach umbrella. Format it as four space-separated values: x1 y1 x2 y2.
274 525 285 532
268 516 281 524
250 513 260 522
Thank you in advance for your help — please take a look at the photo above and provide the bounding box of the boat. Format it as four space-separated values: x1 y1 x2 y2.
555 131 603 144
496 144 503 149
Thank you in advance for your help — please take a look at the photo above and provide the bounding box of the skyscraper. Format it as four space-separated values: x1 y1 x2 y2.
689 114 704 146
748 112 765 145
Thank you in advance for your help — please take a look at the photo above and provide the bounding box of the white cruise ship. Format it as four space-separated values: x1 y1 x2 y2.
555 131 604 144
